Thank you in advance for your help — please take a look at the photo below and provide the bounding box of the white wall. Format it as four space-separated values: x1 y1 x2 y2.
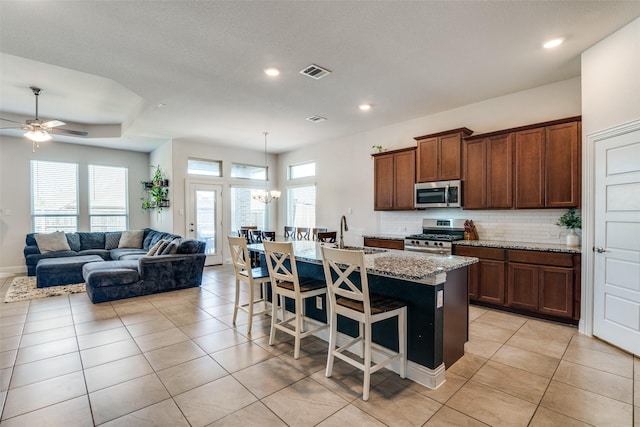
580 17 640 334
0 136 150 274
278 77 582 246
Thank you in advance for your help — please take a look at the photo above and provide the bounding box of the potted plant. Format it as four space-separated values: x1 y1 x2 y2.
556 208 581 247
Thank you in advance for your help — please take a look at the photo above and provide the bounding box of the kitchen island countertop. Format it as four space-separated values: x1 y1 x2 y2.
249 240 477 283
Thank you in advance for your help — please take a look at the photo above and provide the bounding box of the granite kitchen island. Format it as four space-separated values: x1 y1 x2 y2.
249 241 478 389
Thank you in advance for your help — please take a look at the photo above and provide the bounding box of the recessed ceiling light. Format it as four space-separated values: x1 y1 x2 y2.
264 67 280 77
359 103 372 111
543 38 564 49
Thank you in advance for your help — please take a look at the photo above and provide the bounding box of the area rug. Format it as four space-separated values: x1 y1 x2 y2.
4 276 85 303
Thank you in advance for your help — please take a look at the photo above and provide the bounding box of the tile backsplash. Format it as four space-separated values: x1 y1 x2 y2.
378 208 581 245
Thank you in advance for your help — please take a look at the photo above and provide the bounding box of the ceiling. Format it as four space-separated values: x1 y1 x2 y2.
1 1 639 153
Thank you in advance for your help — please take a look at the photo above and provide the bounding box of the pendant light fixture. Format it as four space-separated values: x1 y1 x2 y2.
252 131 281 203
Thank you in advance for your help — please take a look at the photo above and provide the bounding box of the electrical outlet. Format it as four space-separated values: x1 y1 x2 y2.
316 296 323 310
436 290 444 308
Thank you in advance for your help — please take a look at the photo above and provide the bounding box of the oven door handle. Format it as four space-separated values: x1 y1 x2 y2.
405 245 450 255
444 184 450 206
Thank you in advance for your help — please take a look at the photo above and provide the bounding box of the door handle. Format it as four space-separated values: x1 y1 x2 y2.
594 247 608 253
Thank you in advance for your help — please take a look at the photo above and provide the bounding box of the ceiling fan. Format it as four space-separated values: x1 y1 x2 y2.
0 86 89 151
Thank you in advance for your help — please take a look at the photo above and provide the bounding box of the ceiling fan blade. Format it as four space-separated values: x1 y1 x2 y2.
50 127 88 137
0 117 25 125
0 126 26 130
43 120 65 128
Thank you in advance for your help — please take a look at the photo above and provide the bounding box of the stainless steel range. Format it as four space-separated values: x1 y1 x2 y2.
404 218 466 255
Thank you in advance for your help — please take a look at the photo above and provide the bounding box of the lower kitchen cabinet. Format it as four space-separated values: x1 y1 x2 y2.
454 246 506 305
454 245 580 324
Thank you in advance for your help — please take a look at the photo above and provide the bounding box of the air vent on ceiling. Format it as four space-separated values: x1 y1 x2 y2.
299 64 331 79
306 115 327 123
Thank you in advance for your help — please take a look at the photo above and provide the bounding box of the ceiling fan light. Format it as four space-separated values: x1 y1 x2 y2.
24 129 52 142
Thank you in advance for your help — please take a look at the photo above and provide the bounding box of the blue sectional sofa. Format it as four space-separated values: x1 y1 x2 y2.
24 228 181 276
82 238 206 303
24 228 206 303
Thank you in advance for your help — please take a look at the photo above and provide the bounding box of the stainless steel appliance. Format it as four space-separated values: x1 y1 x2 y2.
404 218 465 254
414 180 462 208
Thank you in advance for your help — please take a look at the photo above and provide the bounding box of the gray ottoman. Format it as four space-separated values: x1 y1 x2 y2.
36 255 105 288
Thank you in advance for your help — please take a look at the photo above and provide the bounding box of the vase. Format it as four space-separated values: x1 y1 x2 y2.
566 229 580 247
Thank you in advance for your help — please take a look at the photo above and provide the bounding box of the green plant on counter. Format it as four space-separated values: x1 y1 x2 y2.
372 145 387 153
556 208 581 230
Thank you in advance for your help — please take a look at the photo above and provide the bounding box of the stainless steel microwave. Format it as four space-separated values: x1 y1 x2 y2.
414 180 462 208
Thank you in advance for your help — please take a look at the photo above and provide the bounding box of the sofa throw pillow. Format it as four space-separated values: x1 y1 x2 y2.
119 230 144 248
146 239 166 256
105 232 122 250
34 231 71 254
159 239 180 255
153 239 171 255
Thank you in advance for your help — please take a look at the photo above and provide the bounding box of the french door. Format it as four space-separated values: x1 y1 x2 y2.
185 181 222 266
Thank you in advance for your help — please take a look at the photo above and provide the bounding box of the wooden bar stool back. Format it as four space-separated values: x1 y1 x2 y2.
316 231 337 243
263 241 328 359
284 226 295 240
295 227 311 240
228 236 271 335
261 231 276 241
312 227 327 241
321 246 407 401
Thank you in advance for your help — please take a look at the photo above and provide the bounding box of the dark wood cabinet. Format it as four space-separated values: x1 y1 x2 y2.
454 245 580 323
454 246 506 305
465 116 581 210
508 249 575 318
545 121 581 207
373 147 415 211
363 237 404 250
415 128 472 182
463 133 513 209
515 128 546 208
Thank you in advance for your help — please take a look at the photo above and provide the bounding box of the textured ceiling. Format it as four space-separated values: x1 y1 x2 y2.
1 1 639 153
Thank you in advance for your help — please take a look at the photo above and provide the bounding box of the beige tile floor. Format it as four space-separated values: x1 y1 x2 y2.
0 265 638 426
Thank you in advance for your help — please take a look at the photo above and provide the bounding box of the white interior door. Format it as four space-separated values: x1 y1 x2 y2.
185 181 222 266
593 127 640 356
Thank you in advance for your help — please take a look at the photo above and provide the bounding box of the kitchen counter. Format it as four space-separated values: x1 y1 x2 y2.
248 240 476 389
250 240 477 283
453 239 581 254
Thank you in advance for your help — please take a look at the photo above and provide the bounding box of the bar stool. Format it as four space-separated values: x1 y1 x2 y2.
284 226 295 240
321 246 407 401
296 227 311 240
312 227 327 241
262 231 276 241
228 236 271 335
263 241 328 359
316 231 337 243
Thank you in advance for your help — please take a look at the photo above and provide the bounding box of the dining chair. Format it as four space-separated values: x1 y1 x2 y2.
321 246 407 401
312 227 327 241
284 226 295 240
227 236 271 335
263 241 328 359
295 227 311 240
316 231 337 243
261 231 276 241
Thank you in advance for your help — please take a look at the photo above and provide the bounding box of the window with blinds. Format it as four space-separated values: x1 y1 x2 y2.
288 185 316 228
31 160 79 232
230 186 267 233
89 165 128 231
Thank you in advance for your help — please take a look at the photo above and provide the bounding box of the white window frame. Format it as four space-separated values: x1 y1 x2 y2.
88 164 129 232
31 160 79 233
287 183 316 228
188 158 222 177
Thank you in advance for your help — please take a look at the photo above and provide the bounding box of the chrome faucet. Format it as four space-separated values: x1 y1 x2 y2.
339 215 348 249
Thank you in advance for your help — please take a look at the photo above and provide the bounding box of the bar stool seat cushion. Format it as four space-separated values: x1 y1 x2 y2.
275 277 326 292
336 294 407 315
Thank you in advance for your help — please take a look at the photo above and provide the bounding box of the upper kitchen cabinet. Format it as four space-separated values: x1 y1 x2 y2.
373 147 416 211
515 117 581 208
463 133 514 209
415 128 473 182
